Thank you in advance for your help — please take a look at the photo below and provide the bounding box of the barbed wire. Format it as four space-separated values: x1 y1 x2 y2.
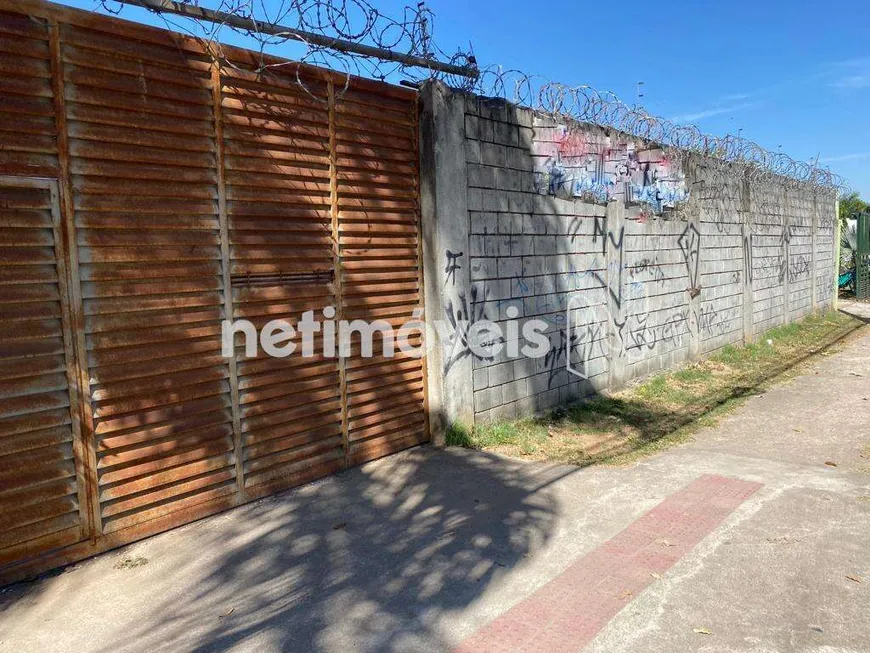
100 0 474 84
455 68 847 195
98 0 846 194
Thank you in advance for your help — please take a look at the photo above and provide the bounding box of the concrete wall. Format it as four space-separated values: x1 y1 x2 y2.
420 81 838 432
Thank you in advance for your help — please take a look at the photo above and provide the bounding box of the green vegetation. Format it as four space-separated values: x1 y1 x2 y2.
839 192 870 231
445 421 474 448
452 311 863 466
839 191 869 275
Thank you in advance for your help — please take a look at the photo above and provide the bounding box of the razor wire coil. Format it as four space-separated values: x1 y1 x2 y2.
99 0 847 194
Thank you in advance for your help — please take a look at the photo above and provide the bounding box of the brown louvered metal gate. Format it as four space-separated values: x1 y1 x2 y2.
0 177 89 568
0 0 428 584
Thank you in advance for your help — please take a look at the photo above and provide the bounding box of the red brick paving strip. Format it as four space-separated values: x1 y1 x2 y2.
455 474 763 653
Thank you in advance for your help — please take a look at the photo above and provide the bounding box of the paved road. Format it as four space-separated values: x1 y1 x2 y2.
2 310 869 653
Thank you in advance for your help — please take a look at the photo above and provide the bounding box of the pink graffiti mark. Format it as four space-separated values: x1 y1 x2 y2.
554 129 593 161
636 206 653 223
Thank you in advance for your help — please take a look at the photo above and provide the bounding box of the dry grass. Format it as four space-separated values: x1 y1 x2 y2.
448 311 864 467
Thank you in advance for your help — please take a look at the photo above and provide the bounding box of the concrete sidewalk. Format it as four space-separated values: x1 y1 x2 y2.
1 320 869 653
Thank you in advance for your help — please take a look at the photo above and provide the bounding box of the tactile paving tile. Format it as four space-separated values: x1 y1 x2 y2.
455 474 763 653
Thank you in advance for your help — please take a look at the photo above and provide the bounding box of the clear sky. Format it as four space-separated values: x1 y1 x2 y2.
57 0 870 197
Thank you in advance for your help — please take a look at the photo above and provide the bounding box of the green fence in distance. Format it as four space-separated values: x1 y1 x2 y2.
858 213 870 299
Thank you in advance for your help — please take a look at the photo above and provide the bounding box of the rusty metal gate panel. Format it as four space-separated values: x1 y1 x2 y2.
219 63 346 498
0 10 58 178
0 0 428 584
56 21 238 536
334 85 428 466
0 177 88 567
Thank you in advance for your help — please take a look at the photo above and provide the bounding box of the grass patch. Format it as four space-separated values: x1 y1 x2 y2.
444 421 474 447
455 311 864 467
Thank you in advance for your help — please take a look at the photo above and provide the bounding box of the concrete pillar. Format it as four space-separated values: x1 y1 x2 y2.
604 200 628 388
740 176 755 344
833 197 841 311
782 190 792 325
811 192 819 313
687 209 703 362
418 80 474 443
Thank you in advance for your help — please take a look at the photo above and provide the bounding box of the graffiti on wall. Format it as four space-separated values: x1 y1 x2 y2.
444 249 463 286
789 255 811 283
533 125 689 215
678 222 702 297
443 251 502 375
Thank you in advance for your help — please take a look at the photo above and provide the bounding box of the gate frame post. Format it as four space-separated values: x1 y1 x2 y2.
48 18 101 540
210 58 245 501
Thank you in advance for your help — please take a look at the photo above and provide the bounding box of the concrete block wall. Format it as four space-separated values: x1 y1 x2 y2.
816 198 837 310
621 215 695 379
420 81 839 431
749 184 788 335
696 161 745 355
745 183 824 333
787 190 815 321
466 109 613 421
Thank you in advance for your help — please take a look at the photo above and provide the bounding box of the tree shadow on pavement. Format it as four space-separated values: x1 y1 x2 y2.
90 446 567 653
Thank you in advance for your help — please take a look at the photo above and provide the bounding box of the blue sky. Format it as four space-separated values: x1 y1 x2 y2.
59 0 870 196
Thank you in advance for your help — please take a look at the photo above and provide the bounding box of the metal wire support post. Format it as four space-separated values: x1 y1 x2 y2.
114 0 479 79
